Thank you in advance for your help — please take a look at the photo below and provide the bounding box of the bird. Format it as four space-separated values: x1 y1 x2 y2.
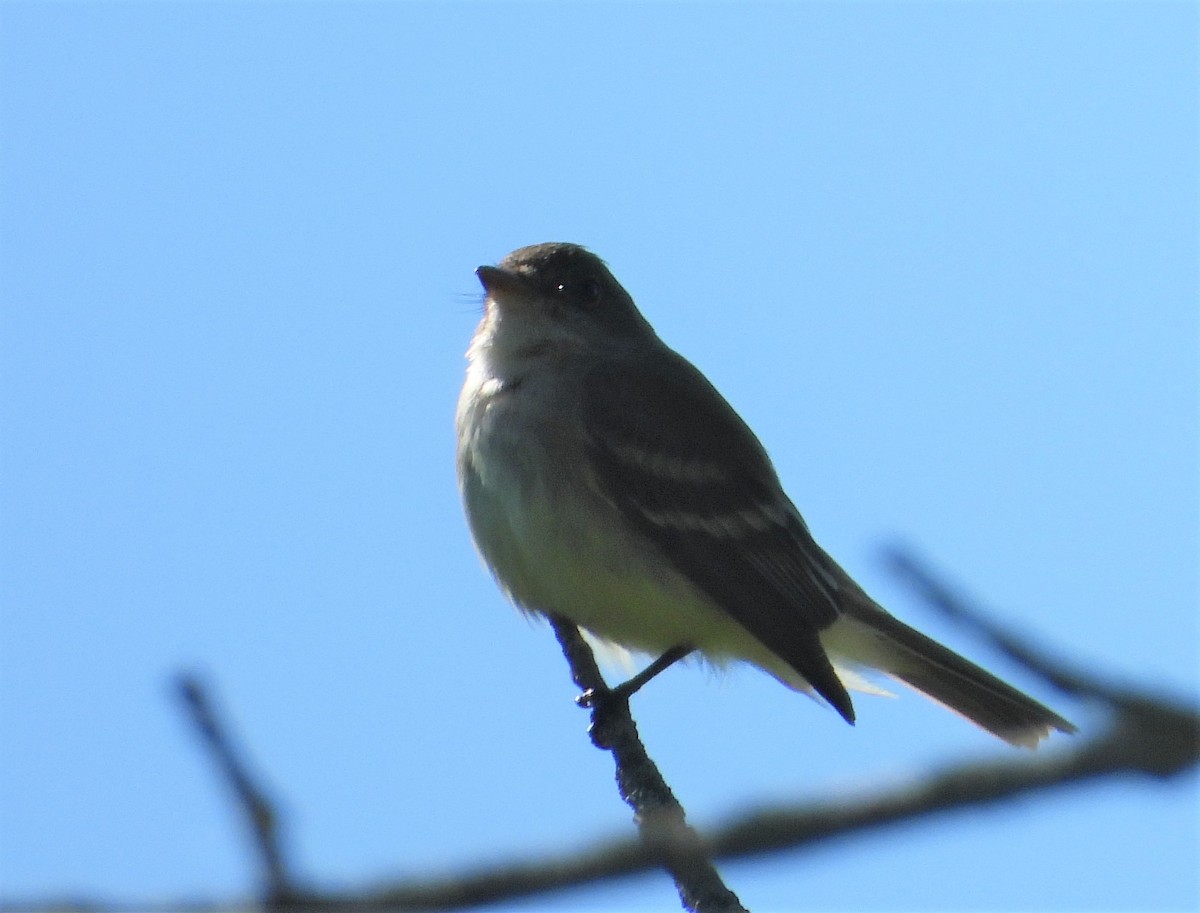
455 241 1075 748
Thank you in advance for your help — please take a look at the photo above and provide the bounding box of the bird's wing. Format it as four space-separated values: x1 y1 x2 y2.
580 350 855 721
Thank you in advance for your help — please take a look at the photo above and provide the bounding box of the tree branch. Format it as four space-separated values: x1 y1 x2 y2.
175 673 302 908
547 615 748 913
4 554 1196 913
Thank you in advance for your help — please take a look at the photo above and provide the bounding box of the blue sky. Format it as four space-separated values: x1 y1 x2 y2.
1 2 1196 911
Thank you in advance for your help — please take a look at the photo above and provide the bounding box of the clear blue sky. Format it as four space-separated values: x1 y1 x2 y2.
2 3 1196 911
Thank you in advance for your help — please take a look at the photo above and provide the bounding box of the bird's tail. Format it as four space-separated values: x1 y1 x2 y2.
822 595 1076 748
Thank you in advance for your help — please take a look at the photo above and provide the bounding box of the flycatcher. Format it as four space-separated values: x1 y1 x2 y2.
456 242 1074 747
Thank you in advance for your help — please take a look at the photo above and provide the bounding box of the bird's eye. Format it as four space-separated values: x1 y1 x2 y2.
555 278 603 307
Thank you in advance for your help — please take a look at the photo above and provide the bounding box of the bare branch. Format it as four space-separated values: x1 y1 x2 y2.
8 683 1194 913
175 673 301 908
547 615 748 913
4 558 1196 913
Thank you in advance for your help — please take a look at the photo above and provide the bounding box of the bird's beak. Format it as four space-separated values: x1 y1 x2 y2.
476 265 533 303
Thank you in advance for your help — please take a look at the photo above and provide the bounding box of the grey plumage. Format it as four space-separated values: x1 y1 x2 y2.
456 242 1075 747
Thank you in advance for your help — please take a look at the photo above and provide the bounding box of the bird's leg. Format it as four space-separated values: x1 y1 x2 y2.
577 644 695 709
